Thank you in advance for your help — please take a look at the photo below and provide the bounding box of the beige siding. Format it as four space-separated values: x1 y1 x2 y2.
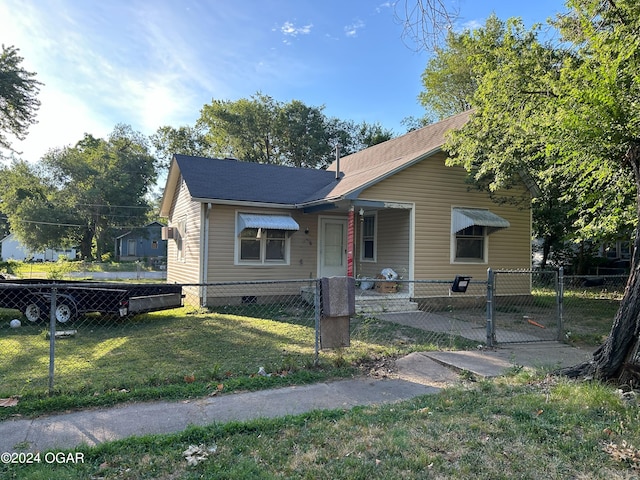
360 152 531 281
205 205 343 283
166 176 202 286
356 209 410 280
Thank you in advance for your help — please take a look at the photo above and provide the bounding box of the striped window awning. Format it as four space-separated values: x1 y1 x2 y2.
452 208 510 235
238 213 299 234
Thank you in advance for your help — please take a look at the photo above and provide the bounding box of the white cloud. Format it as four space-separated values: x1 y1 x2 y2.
456 19 482 32
344 20 365 37
280 21 313 37
376 2 393 13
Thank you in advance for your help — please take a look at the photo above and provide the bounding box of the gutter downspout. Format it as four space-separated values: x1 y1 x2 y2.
200 203 212 307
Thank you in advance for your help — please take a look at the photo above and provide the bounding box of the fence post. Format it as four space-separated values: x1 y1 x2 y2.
314 278 320 365
486 268 495 348
557 266 564 342
48 286 57 396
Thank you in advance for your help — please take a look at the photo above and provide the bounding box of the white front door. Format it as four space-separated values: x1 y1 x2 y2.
319 217 348 278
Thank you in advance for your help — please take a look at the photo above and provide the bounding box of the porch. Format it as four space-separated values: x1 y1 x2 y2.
355 288 418 314
300 284 418 313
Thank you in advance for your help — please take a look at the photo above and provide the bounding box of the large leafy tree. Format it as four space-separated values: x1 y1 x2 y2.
1 125 157 260
0 160 72 252
0 45 41 156
444 0 640 382
150 124 211 171
552 0 640 381
418 15 508 119
420 15 582 269
197 92 394 169
198 92 280 164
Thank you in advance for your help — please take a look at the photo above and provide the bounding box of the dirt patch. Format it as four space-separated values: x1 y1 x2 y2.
353 355 400 379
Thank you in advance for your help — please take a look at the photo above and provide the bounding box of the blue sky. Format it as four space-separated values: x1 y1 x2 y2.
0 0 565 163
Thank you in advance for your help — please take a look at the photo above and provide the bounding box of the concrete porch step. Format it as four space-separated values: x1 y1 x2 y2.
356 296 419 314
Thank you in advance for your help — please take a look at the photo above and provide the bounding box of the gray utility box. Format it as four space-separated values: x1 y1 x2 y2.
320 276 355 349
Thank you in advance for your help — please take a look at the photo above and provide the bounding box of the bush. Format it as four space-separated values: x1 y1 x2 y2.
0 260 17 276
46 259 77 279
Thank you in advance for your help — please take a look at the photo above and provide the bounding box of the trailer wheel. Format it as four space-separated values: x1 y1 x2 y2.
24 302 43 322
55 302 76 323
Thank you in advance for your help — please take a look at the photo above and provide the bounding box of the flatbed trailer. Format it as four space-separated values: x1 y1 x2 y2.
0 279 183 324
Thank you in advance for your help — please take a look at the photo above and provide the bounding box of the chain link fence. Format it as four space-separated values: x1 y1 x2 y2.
561 273 625 345
490 269 623 345
0 272 622 401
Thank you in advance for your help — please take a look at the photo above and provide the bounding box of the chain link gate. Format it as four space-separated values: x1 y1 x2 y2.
488 269 561 345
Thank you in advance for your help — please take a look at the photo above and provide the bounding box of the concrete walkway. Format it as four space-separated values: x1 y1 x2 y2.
0 341 594 454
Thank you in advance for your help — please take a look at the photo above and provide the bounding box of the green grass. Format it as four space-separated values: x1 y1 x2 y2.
0 305 475 420
0 278 631 478
4 259 157 279
3 372 639 479
562 287 622 345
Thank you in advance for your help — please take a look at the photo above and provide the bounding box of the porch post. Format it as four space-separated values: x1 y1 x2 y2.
347 207 354 277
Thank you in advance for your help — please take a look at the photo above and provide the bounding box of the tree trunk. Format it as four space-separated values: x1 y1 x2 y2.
541 236 551 269
79 229 93 261
560 152 640 384
560 226 640 382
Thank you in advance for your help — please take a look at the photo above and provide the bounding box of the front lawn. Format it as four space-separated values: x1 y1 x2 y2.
3 372 640 479
0 305 475 419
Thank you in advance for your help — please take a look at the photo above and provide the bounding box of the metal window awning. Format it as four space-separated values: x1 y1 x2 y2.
238 213 299 233
452 208 510 234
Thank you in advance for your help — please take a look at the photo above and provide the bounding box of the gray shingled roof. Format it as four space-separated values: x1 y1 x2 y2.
162 111 472 213
173 155 339 205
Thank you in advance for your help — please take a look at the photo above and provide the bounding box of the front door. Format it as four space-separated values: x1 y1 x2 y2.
319 217 348 277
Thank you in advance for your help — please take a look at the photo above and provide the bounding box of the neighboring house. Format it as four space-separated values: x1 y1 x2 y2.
114 221 167 264
160 111 533 306
532 236 632 275
0 233 77 262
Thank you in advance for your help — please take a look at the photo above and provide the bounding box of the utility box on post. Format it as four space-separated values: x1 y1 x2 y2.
320 276 355 348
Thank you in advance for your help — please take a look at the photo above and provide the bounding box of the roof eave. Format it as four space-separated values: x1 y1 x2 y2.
159 156 181 217
190 197 299 209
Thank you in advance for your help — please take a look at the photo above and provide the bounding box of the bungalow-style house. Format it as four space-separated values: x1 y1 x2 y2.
114 221 167 265
160 111 532 306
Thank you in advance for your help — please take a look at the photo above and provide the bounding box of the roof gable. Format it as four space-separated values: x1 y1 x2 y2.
324 110 471 199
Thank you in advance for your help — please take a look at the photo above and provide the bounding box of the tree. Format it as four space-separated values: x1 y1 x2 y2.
197 92 393 168
276 99 332 168
419 15 506 120
393 0 458 51
419 15 583 269
0 160 73 252
198 92 279 164
150 124 211 171
0 45 41 156
444 0 640 382
551 0 640 381
350 121 394 150
1 125 158 260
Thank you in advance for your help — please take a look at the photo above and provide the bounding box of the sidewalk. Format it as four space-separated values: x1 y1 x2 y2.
0 342 594 454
